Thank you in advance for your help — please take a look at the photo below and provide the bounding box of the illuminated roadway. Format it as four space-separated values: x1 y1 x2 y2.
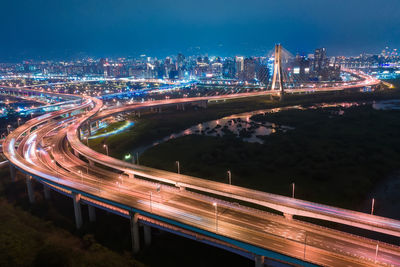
4 73 400 266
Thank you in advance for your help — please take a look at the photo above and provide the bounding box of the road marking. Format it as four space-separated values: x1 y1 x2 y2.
272 243 284 248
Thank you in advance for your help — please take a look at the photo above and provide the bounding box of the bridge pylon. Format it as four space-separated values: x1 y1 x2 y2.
271 44 284 100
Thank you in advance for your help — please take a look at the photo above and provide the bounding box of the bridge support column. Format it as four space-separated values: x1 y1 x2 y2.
72 193 83 229
88 205 96 222
26 175 35 203
127 173 134 179
88 124 92 137
283 213 293 220
9 164 16 182
43 185 51 200
130 212 140 254
143 225 151 246
254 255 265 267
74 149 79 157
89 160 94 167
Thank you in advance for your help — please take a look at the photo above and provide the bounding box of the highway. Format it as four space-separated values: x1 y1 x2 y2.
15 115 400 266
4 73 400 266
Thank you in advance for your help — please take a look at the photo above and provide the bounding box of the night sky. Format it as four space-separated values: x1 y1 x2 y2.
1 0 400 60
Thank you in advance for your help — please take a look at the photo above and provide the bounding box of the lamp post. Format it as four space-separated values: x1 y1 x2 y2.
176 161 180 174
213 202 218 232
292 182 295 198
103 144 109 156
227 170 231 185
371 198 375 215
375 243 379 263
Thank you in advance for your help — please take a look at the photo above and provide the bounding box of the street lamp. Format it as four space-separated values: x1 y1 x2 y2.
213 202 218 232
292 182 295 198
227 170 231 185
103 144 109 156
176 161 180 174
371 198 375 215
375 243 379 263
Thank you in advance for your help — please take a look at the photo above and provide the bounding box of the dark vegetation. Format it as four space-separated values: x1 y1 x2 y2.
140 104 400 211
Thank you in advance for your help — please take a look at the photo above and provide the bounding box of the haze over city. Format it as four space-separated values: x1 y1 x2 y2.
1 0 400 60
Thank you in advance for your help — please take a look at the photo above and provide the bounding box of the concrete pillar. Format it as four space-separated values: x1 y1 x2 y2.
87 124 92 136
283 213 293 220
127 173 134 179
143 225 151 246
130 212 140 254
95 121 99 128
74 149 79 157
72 193 83 229
88 205 96 222
9 164 16 181
89 160 94 167
43 184 51 200
179 186 185 191
26 175 35 203
254 255 265 267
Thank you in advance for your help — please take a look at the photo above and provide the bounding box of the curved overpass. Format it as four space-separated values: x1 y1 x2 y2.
4 74 398 267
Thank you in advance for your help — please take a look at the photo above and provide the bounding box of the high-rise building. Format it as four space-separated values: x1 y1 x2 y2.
177 53 185 68
223 59 236 79
235 56 244 79
243 58 256 81
313 48 327 72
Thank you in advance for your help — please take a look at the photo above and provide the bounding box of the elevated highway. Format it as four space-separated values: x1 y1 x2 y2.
4 73 398 266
